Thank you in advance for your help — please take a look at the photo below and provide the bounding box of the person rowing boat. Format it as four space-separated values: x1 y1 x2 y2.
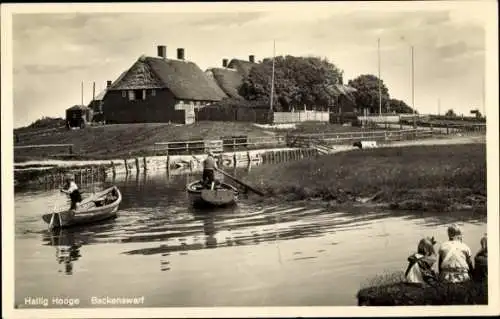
202 151 218 189
60 174 82 211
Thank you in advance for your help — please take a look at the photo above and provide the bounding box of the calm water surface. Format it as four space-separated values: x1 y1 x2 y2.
14 170 486 307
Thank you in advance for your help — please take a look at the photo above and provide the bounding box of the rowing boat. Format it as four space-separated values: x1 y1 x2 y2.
186 180 238 208
42 186 122 229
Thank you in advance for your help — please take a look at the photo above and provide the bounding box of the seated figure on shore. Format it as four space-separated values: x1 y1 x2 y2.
438 224 474 283
473 234 488 282
405 236 438 286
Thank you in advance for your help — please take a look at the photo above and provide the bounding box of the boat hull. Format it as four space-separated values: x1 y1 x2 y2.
42 186 122 229
187 180 238 208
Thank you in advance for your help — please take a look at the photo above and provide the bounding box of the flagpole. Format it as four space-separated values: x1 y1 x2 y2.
270 40 276 111
482 73 485 117
378 38 382 116
411 45 416 127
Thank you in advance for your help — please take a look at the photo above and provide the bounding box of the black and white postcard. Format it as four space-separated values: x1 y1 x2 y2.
2 1 499 318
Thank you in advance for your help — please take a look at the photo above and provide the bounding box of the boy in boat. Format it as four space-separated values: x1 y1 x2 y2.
202 151 218 189
405 236 438 286
60 174 82 211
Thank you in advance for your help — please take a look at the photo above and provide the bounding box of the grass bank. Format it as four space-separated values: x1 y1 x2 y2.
357 271 487 305
245 143 486 212
14 121 400 162
14 122 278 162
268 121 397 134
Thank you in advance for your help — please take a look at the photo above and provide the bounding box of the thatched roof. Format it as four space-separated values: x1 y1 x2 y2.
67 105 90 111
227 59 257 78
108 56 227 101
205 67 245 99
94 89 107 101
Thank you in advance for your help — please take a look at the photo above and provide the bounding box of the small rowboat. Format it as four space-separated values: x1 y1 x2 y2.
186 180 238 208
42 186 122 229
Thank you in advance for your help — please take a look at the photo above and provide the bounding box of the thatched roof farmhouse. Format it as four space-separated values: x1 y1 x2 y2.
101 45 227 124
205 55 258 100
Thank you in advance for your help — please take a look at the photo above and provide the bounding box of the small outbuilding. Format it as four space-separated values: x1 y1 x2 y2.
66 105 93 129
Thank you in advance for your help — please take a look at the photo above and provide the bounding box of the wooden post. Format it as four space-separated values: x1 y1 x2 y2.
247 151 251 166
233 153 237 168
111 161 116 176
143 157 147 171
166 156 170 177
69 145 73 155
446 124 449 135
124 159 129 175
135 158 140 174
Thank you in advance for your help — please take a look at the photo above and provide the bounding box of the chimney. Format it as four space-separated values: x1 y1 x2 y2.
222 59 228 67
249 55 255 63
157 45 166 58
177 48 185 60
106 80 112 88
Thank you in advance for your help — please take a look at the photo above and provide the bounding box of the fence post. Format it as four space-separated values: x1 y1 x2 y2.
143 157 147 171
69 145 73 155
166 156 170 176
111 161 116 177
124 159 129 175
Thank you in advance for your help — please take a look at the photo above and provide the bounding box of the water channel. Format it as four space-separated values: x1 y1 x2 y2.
14 166 487 307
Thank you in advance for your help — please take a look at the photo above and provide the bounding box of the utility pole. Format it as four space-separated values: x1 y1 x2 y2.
438 98 441 116
81 81 84 106
378 38 382 116
270 40 276 111
411 46 416 128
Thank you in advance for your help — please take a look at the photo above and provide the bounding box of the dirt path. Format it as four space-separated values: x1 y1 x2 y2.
323 135 485 154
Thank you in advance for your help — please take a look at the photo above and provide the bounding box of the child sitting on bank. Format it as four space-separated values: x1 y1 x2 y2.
473 234 488 282
405 237 438 286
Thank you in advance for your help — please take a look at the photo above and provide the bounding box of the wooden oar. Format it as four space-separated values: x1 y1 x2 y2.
215 168 265 196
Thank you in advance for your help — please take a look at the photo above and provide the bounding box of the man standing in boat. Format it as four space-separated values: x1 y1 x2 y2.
60 174 82 211
202 151 218 189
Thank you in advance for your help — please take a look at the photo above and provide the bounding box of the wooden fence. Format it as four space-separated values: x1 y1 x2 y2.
154 135 287 155
273 111 329 124
287 128 437 147
195 106 273 124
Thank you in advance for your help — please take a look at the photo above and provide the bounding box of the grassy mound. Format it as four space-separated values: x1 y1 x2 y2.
14 122 277 161
246 144 486 212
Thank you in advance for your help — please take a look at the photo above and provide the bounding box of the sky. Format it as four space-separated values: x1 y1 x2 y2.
4 1 496 128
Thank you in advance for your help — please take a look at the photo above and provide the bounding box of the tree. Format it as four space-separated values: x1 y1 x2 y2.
387 98 416 114
239 55 344 111
347 74 390 114
445 109 457 117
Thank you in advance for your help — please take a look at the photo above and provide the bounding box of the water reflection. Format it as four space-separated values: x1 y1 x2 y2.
19 170 487 272
47 230 83 275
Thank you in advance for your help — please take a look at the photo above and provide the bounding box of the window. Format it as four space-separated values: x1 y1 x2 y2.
122 91 126 98
128 90 135 101
151 89 156 97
